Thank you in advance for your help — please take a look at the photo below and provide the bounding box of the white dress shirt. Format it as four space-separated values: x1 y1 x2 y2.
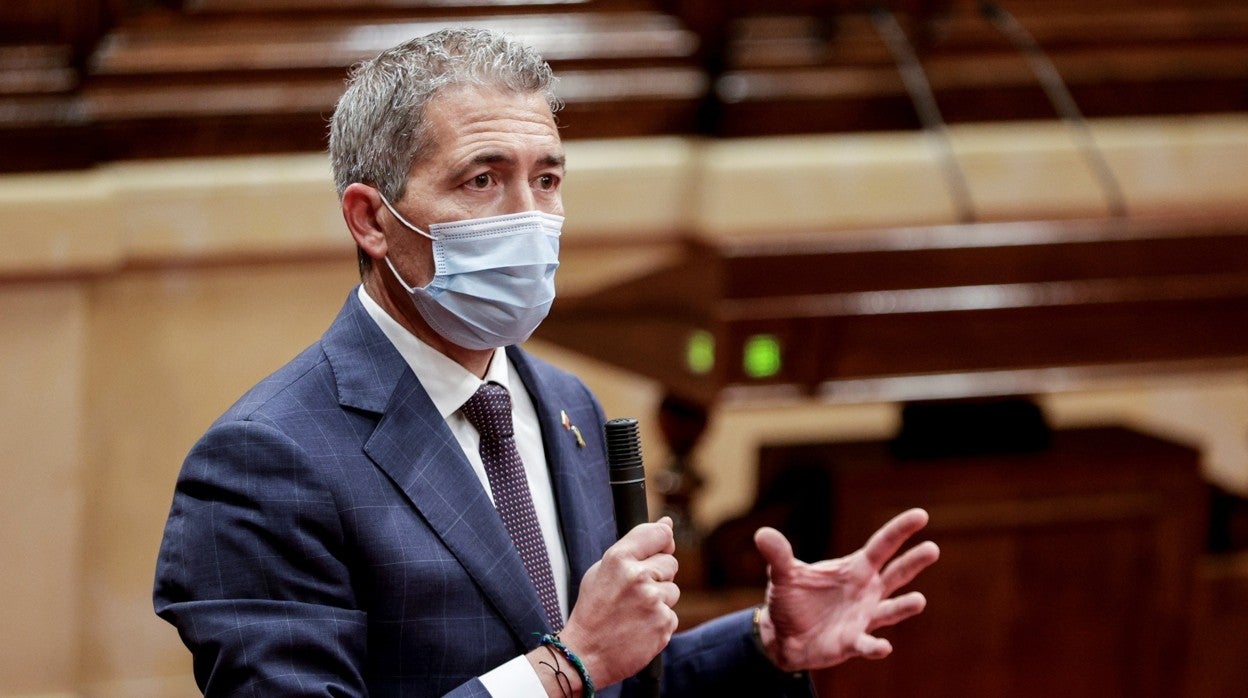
358 286 569 696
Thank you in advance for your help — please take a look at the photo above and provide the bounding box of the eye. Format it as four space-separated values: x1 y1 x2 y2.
467 173 494 190
535 174 560 191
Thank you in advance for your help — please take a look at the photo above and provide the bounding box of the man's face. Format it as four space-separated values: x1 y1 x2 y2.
385 84 566 288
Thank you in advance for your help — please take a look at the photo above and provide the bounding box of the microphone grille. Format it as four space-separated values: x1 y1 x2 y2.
604 417 643 470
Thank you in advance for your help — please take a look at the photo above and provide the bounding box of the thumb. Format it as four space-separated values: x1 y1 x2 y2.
754 526 797 580
854 634 893 660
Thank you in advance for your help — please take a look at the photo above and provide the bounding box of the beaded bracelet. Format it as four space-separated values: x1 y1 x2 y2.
538 644 574 698
537 633 594 698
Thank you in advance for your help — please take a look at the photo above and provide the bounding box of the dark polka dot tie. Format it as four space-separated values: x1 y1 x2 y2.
461 382 563 630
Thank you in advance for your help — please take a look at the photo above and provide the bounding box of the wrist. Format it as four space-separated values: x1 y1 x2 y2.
753 605 805 676
536 633 594 698
529 642 580 698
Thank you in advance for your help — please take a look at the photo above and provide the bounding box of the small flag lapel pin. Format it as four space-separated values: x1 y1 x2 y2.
560 410 586 448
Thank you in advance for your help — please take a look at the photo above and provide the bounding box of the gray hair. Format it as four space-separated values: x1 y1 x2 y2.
329 27 561 202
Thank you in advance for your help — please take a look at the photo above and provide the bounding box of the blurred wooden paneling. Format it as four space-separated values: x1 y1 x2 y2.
4 0 1248 170
0 43 93 171
1 1 706 170
1186 552 1248 697
713 1 1248 136
538 212 1248 406
758 426 1206 697
0 0 115 171
80 7 704 160
0 0 113 51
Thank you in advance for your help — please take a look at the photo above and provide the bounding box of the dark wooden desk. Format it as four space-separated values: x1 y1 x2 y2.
756 427 1206 698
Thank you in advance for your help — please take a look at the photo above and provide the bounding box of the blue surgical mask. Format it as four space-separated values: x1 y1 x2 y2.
379 195 562 350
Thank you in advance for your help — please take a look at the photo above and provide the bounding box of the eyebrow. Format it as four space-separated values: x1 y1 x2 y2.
540 153 567 170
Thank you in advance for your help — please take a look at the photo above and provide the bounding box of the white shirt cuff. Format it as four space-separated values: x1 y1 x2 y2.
480 654 547 697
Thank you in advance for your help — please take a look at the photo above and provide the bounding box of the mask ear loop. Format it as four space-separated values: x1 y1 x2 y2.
378 193 435 240
377 192 435 293
382 256 423 294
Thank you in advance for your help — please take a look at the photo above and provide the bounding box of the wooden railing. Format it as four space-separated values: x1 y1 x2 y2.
3 0 1248 171
538 211 1248 405
713 2 1248 134
2 1 706 169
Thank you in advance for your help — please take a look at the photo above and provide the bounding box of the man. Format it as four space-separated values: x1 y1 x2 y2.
154 28 939 697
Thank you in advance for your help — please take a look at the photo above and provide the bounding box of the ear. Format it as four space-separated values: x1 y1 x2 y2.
341 182 389 262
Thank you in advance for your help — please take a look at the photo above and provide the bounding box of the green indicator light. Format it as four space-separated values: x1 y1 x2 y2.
686 330 715 375
743 334 782 378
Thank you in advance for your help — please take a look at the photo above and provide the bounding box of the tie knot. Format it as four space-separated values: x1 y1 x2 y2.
462 382 514 441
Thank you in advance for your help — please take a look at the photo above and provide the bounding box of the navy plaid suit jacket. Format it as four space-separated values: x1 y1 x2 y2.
154 290 812 697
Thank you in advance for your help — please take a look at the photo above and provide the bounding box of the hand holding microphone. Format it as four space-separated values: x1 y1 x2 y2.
556 418 671 695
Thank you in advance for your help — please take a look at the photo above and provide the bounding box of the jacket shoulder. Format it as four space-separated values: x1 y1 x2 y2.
217 341 335 425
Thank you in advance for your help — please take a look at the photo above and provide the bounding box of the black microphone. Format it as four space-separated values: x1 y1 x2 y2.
603 417 661 697
979 1 1128 219
869 3 978 224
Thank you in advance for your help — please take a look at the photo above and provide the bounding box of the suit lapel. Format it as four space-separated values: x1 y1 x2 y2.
322 292 553 643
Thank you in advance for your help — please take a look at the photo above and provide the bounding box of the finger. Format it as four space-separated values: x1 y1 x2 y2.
880 540 940 595
657 516 675 554
643 553 679 583
867 591 927 632
863 508 929 570
854 634 893 660
753 527 798 581
655 580 681 607
614 520 677 560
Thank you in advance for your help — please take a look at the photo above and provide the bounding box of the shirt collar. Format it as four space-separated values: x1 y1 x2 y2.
356 285 512 419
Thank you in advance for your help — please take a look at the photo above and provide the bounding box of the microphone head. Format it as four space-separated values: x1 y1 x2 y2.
604 417 643 471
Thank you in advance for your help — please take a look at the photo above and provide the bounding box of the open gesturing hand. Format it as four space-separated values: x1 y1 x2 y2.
753 508 940 672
